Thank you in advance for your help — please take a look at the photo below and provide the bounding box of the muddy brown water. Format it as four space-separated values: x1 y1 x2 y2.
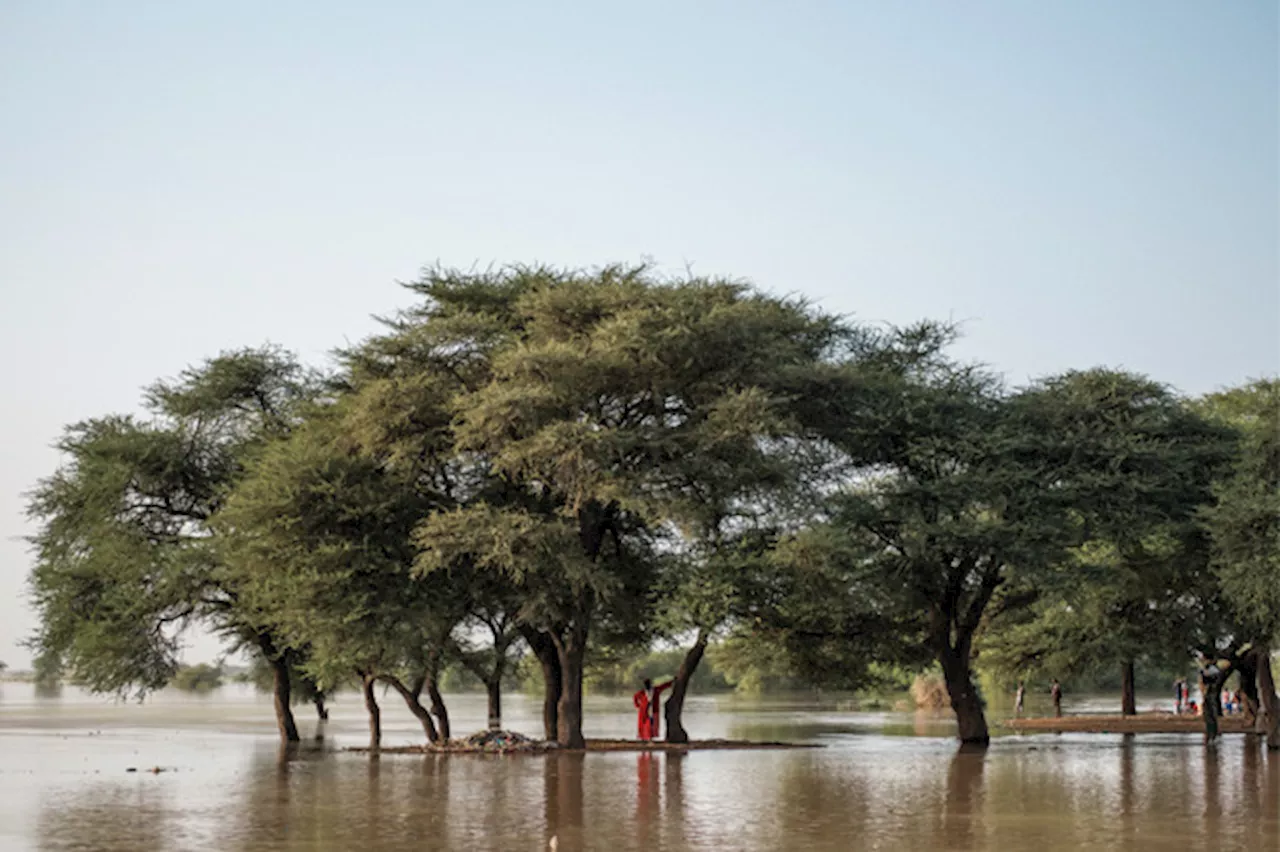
1 682 1276 850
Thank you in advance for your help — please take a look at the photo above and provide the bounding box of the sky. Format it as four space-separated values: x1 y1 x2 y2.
1 1 1276 669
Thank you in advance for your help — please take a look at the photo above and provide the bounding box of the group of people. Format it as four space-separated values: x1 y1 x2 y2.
1013 679 1064 718
633 678 673 740
1174 677 1247 717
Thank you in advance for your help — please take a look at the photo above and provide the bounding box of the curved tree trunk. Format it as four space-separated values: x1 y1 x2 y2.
1121 660 1137 716
426 677 451 741
382 675 439 744
664 630 709 745
939 645 989 746
1256 646 1280 750
555 630 587 749
313 694 329 722
522 626 562 740
362 674 382 751
259 636 300 743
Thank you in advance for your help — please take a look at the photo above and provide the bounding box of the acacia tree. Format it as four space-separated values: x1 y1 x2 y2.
427 266 874 747
1200 379 1280 747
215 410 464 749
978 374 1233 716
25 347 321 742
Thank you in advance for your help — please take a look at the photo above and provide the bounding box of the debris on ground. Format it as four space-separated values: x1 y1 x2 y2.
433 729 557 754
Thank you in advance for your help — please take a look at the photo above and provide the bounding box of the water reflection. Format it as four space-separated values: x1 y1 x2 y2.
10 683 1280 851
943 749 986 849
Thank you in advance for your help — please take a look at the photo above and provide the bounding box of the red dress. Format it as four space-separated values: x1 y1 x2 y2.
648 681 673 740
633 688 652 740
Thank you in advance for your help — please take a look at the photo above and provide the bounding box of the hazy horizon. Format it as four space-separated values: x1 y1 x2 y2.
2 1 1276 669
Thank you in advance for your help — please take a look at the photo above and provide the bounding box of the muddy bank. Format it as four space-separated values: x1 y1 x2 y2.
1005 713 1255 735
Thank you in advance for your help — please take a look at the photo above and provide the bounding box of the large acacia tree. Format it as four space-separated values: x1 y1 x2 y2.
26 348 322 741
366 264 879 747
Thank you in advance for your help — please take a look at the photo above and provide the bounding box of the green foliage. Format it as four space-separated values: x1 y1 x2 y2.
1199 380 1280 643
172 663 224 692
25 347 317 699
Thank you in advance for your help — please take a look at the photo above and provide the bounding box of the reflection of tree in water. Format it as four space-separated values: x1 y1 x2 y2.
543 752 585 852
37 780 177 852
940 748 986 850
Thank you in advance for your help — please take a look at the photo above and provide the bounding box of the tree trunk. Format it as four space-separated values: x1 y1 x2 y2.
555 633 587 749
486 678 502 730
362 674 382 750
1238 651 1260 723
1256 647 1280 750
265 646 300 744
382 675 439 744
522 627 562 741
426 677 451 741
664 630 709 745
1121 660 1137 716
939 645 989 746
313 694 329 722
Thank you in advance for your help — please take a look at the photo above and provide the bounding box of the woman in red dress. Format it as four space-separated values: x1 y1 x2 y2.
633 678 673 741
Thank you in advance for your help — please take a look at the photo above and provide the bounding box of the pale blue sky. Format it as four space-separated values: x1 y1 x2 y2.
1 1 1276 668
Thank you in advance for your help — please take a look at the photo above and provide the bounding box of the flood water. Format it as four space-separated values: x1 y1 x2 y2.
1 681 1277 851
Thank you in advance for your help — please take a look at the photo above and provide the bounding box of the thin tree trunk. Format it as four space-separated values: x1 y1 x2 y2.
382 675 439 744
1121 660 1137 716
664 630 709 745
1256 647 1280 750
362 673 382 751
486 678 502 730
313 694 329 722
259 637 300 744
522 626 561 740
555 632 587 749
939 644 989 746
1238 651 1260 723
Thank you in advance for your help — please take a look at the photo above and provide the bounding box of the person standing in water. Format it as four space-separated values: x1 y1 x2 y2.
1050 679 1063 718
1014 681 1026 718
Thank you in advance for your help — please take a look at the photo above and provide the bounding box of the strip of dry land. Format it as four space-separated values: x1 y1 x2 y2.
350 737 818 755
1004 713 1256 735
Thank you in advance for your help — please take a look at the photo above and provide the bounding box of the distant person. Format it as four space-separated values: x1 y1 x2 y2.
1050 679 1063 718
1014 681 1026 718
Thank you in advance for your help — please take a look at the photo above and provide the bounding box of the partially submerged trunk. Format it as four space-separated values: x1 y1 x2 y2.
486 680 502 731
554 628 588 749
259 636 300 743
382 673 439 744
1121 660 1137 716
664 629 709 745
361 673 382 751
1256 646 1280 750
939 646 989 746
522 626 562 740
